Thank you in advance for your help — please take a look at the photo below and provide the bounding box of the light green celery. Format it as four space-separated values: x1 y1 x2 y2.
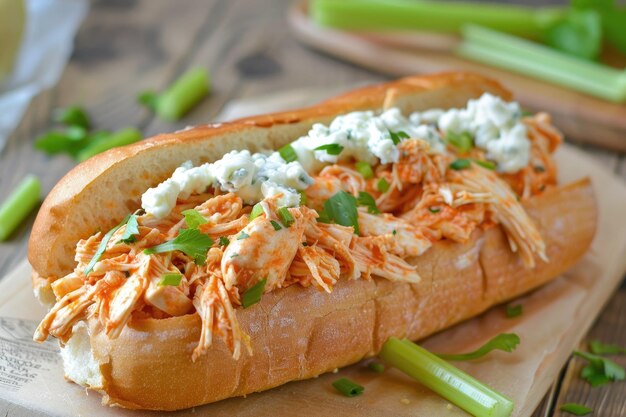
310 0 564 37
379 338 514 417
0 175 41 241
456 25 626 102
76 128 142 161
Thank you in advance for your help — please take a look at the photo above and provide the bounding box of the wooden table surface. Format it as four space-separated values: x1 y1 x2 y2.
1 1 625 416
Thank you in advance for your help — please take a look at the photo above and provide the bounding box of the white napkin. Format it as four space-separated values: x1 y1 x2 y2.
0 0 88 151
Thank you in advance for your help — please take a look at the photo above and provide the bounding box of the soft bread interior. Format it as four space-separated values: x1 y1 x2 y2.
61 322 104 389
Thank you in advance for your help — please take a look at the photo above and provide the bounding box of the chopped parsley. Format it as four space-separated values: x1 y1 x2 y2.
314 143 344 155
120 214 139 244
270 220 282 231
84 214 132 275
474 159 496 170
589 340 626 355
505 304 523 318
242 278 267 308
249 203 264 220
574 350 625 387
450 158 471 170
144 228 213 265
218 236 230 247
355 161 374 179
445 131 473 153
357 191 380 214
332 377 364 397
158 273 182 287
376 177 390 193
278 143 298 162
559 403 592 416
182 209 207 229
324 191 359 235
389 130 409 145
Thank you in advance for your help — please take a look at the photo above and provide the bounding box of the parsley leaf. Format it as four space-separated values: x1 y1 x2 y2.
377 177 390 193
445 131 473 153
357 191 380 214
589 340 626 355
144 229 214 263
436 333 520 361
389 130 409 145
560 403 593 416
324 191 359 235
314 143 344 155
355 161 374 179
84 214 132 275
182 209 207 229
574 350 626 387
218 236 230 247
474 159 496 170
53 105 91 129
120 214 139 244
450 159 471 170
278 143 298 162
506 304 523 318
158 273 182 286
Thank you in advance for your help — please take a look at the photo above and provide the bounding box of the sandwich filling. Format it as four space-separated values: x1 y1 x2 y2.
34 94 561 361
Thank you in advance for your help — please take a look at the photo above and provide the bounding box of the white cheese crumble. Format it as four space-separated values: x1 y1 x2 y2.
142 150 313 218
411 93 530 173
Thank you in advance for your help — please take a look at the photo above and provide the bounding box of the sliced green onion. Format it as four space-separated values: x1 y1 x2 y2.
158 273 182 286
355 161 374 179
456 25 626 103
278 143 298 162
332 377 364 397
137 91 159 112
506 304 523 318
298 190 308 206
85 214 131 275
311 0 564 36
428 207 441 214
450 159 471 170
53 105 91 129
377 177 390 193
436 333 520 361
0 176 41 241
182 209 208 229
559 403 592 416
314 143 344 155
475 159 497 170
446 131 473 153
270 220 282 231
368 362 385 373
76 128 142 162
379 338 514 417
152 68 210 121
249 203 264 220
242 278 267 308
357 191 380 214
277 207 295 227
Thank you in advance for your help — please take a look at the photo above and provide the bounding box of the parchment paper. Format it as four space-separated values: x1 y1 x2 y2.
1 90 625 417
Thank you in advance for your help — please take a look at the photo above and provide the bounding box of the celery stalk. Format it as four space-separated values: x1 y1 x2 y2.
456 25 626 103
379 338 513 417
76 128 142 162
0 175 41 241
310 0 564 37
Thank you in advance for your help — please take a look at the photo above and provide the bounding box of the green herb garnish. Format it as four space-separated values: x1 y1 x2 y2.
242 278 267 308
559 403 593 416
355 161 374 179
144 228 213 263
218 236 230 247
574 350 625 387
270 220 282 231
324 191 359 235
436 333 520 361
475 159 497 170
446 131 473 153
53 105 91 129
249 203 264 220
505 304 523 318
182 209 207 229
332 377 364 397
278 143 298 162
277 207 295 227
450 159 472 171
357 191 380 214
237 231 250 240
120 214 140 243
84 214 132 275
368 362 385 373
428 207 441 214
158 273 182 287
314 143 344 155
389 130 409 145
376 177 390 193
589 340 626 355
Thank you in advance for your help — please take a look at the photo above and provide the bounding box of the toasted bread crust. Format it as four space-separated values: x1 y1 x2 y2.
27 73 596 410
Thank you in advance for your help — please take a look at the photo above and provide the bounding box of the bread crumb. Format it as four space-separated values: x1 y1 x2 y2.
332 368 339 374
446 403 453 410
400 398 410 405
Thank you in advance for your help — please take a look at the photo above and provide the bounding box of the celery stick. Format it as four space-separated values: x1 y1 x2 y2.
156 68 210 121
311 0 564 37
0 175 41 241
76 128 142 162
380 338 513 417
457 25 626 102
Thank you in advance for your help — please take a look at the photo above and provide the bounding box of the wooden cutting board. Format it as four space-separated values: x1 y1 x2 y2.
288 1 626 151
